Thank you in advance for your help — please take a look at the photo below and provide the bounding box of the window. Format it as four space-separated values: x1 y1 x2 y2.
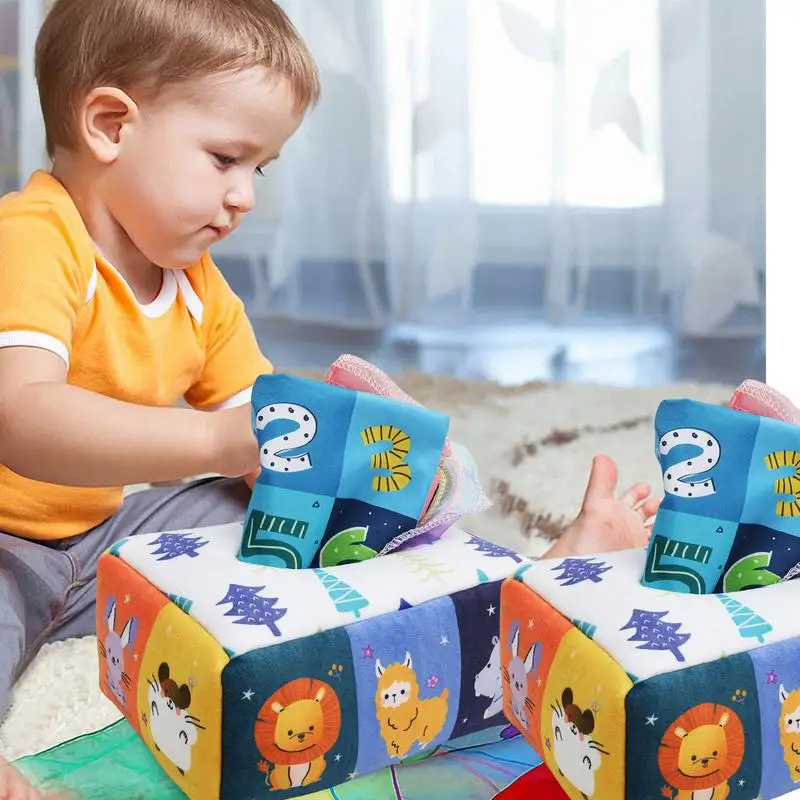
383 0 663 208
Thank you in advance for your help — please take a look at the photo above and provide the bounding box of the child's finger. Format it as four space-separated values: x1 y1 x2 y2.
620 481 651 508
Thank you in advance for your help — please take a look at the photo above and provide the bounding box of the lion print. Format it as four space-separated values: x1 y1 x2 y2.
657 702 744 800
254 677 342 791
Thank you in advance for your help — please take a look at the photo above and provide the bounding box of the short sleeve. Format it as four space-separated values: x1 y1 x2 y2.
0 206 89 367
183 255 273 410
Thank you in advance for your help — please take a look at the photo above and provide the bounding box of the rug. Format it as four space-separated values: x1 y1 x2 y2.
0 375 732 764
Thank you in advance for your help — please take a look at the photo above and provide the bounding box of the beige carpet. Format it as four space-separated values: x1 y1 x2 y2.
0 376 732 760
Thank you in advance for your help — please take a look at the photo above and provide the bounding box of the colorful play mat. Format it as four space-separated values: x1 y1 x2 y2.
13 719 542 799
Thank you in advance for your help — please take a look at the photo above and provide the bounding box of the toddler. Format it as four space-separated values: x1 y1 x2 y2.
0 1 658 797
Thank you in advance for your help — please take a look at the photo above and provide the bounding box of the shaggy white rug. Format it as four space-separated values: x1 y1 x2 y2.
0 376 732 761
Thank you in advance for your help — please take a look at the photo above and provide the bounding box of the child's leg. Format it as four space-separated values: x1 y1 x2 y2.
0 533 74 721
46 477 250 645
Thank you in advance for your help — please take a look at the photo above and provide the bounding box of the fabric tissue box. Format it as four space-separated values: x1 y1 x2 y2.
96 522 532 799
498 382 800 800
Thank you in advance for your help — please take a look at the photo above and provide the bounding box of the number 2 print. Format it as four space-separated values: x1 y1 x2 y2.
659 428 720 498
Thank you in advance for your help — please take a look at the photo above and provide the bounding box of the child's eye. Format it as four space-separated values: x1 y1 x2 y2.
213 153 237 169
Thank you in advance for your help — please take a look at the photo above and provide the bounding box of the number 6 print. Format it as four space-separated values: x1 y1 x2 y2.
659 428 720 498
255 403 317 474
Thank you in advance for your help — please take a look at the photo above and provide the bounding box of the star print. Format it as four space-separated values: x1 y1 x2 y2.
536 677 543 687
738 778 745 787
767 670 778 684
133 653 139 662
462 717 468 724
187 675 197 689
645 714 658 726
440 634 449 645
348 770 359 780
123 594 131 605
527 618 535 629
242 689 254 701
362 645 374 659
334 754 342 762
487 604 496 616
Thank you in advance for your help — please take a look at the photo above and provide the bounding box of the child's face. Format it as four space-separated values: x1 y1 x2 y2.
104 67 303 269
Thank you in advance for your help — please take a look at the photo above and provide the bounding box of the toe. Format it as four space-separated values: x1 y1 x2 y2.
582 455 619 507
620 481 651 508
640 497 661 519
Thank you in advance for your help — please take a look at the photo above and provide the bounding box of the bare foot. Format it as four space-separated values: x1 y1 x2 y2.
542 454 661 559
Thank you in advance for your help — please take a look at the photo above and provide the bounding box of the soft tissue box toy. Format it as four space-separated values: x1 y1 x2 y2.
239 370 449 569
95 357 512 800
497 380 800 800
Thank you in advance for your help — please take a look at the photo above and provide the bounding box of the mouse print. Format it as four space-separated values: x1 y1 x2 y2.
551 687 609 799
146 661 206 776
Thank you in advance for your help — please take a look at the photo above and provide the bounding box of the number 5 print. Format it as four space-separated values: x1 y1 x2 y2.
643 534 712 594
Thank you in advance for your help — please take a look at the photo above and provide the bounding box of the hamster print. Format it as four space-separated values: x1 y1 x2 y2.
147 661 206 776
551 687 609 799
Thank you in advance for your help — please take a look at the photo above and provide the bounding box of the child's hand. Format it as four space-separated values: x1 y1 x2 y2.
209 404 261 479
543 454 661 559
0 757 68 800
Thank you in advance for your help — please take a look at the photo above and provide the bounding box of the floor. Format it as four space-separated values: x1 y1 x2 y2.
252 318 765 389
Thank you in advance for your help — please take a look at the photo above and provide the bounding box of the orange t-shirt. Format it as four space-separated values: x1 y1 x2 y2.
0 171 272 540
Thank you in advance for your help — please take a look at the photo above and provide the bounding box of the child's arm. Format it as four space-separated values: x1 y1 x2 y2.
0 346 258 487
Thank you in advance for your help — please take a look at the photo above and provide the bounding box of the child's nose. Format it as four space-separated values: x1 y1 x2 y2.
225 178 255 214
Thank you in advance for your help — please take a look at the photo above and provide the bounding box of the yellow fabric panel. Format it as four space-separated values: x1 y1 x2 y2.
136 602 230 800
540 626 632 800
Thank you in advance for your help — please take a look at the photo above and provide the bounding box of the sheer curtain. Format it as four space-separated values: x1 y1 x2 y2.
0 0 19 197
213 0 764 337
8 0 765 337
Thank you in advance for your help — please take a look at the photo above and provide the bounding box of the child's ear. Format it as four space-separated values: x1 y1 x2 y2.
79 87 139 163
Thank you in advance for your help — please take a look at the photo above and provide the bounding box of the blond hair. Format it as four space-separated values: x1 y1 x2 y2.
36 0 320 158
